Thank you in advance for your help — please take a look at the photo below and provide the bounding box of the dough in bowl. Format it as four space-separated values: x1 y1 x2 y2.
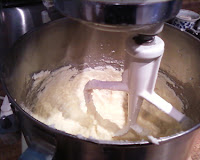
24 65 183 141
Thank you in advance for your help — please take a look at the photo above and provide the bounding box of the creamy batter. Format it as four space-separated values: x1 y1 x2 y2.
24 65 183 141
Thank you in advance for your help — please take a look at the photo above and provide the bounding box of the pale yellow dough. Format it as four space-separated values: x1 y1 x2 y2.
26 66 183 141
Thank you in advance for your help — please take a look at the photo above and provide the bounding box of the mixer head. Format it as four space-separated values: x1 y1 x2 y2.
54 0 182 34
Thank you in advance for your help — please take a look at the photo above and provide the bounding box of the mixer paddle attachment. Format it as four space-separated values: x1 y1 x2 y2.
84 35 194 143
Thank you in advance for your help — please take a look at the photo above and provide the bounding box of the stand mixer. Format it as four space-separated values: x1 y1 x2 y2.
54 0 194 143
1 0 200 159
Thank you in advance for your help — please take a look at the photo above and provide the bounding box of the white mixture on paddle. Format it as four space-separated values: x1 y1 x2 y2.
24 65 183 141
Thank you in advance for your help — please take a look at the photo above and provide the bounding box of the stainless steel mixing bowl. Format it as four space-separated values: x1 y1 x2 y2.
1 18 200 160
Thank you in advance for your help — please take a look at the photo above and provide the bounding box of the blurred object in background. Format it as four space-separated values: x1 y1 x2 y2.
1 0 41 7
172 9 200 31
182 0 200 13
42 0 53 9
169 6 200 39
